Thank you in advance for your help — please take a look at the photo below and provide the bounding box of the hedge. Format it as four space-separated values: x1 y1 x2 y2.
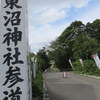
72 60 100 76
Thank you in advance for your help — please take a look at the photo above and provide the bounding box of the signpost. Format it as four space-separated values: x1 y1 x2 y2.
33 59 37 78
31 57 36 78
0 0 32 100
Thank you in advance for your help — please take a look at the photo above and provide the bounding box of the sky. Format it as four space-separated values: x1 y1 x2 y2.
28 0 100 53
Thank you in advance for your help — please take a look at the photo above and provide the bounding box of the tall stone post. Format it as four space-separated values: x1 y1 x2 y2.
0 0 32 100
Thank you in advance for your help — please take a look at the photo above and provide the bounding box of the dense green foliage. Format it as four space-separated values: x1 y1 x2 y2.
37 48 50 72
86 19 100 42
72 34 100 60
32 70 43 100
72 60 100 76
30 53 44 100
36 19 100 75
46 19 100 73
72 60 83 73
30 19 100 100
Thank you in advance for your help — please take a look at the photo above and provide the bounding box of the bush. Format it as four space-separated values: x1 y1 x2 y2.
83 60 100 76
72 60 100 76
32 70 43 100
72 60 83 74
83 60 95 74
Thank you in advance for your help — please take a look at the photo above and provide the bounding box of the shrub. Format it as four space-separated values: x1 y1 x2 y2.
83 60 100 76
72 60 83 74
72 60 100 76
32 70 43 100
83 60 95 74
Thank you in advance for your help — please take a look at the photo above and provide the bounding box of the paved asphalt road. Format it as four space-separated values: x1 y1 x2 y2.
43 72 100 100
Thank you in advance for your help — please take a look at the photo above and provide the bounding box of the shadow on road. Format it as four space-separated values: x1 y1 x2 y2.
48 84 97 100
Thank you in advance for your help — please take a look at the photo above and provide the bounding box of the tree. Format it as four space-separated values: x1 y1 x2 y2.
45 19 100 71
48 21 86 70
86 19 100 42
58 21 85 43
37 48 50 72
72 34 100 60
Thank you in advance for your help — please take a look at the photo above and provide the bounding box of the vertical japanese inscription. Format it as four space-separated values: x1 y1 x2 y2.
3 66 24 88
3 87 22 100
3 27 22 46
4 11 21 27
2 0 24 100
4 0 22 9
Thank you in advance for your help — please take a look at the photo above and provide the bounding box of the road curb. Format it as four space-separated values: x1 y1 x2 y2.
80 74 100 80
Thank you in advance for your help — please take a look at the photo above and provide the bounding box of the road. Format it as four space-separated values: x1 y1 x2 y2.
43 72 100 100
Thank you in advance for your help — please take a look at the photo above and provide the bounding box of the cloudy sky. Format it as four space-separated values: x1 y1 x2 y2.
28 0 100 53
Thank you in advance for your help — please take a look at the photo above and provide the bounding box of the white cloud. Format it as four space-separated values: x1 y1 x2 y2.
39 9 66 24
28 0 91 25
72 0 90 8
28 0 91 52
78 5 100 24
29 24 64 45
28 0 91 12
28 9 66 25
29 23 69 52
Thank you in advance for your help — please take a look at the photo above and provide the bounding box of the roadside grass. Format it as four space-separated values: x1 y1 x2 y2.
32 70 43 100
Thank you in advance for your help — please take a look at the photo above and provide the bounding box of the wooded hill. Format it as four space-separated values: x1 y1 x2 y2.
37 19 100 75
